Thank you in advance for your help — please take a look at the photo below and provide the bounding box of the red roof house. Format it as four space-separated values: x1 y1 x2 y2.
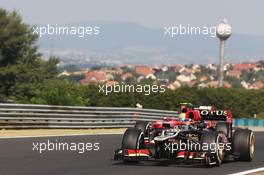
80 70 107 84
135 66 154 76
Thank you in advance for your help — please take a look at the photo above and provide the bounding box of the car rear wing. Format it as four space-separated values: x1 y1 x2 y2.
199 110 227 121
186 110 232 123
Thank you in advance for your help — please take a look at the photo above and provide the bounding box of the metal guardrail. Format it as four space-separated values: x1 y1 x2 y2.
233 118 264 127
0 103 179 129
0 103 262 129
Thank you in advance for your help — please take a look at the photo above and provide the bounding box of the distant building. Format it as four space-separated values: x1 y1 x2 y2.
170 64 183 72
121 73 133 81
206 81 231 88
199 75 208 82
167 81 181 90
192 64 201 73
233 63 255 72
58 70 71 77
198 83 207 88
184 80 198 87
137 76 145 82
206 64 217 71
241 81 249 89
179 67 193 75
226 70 241 79
205 81 218 88
80 70 107 84
176 74 196 82
223 63 231 71
146 74 156 80
161 66 169 72
249 81 264 90
72 71 86 76
135 66 154 76
254 63 263 72
224 81 232 88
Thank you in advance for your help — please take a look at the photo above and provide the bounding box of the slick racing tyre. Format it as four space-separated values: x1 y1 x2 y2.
122 128 144 150
135 121 150 134
201 131 226 166
121 128 144 163
232 129 255 161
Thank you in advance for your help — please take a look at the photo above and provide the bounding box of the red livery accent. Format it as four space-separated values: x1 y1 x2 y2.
176 151 185 158
127 149 150 156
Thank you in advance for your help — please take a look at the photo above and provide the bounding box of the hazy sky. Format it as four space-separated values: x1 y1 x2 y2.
1 0 263 36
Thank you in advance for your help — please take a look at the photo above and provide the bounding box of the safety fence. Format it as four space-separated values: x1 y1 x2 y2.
233 118 264 127
0 103 262 129
0 103 179 129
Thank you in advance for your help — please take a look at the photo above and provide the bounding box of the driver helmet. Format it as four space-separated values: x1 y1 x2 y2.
179 107 188 119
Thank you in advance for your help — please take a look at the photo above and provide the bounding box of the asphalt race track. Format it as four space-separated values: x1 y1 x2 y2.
0 133 263 175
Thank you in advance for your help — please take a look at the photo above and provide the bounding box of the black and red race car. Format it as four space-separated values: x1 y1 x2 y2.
113 106 255 166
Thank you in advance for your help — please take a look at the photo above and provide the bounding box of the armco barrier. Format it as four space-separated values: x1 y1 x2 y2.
0 103 179 129
0 103 262 129
233 118 264 127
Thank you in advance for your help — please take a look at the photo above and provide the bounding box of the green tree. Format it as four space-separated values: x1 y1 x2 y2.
0 8 59 101
30 80 89 106
0 9 39 66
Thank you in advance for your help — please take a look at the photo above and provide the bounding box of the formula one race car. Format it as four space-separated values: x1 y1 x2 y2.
113 106 255 166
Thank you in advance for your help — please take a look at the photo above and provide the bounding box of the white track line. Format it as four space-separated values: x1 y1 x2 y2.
0 133 122 139
230 167 264 175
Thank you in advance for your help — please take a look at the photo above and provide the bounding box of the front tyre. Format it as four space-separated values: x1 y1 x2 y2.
121 128 144 163
122 128 144 149
201 131 225 166
135 121 150 133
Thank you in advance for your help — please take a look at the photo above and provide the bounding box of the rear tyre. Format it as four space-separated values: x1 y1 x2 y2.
135 121 149 133
232 129 255 161
201 131 225 166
